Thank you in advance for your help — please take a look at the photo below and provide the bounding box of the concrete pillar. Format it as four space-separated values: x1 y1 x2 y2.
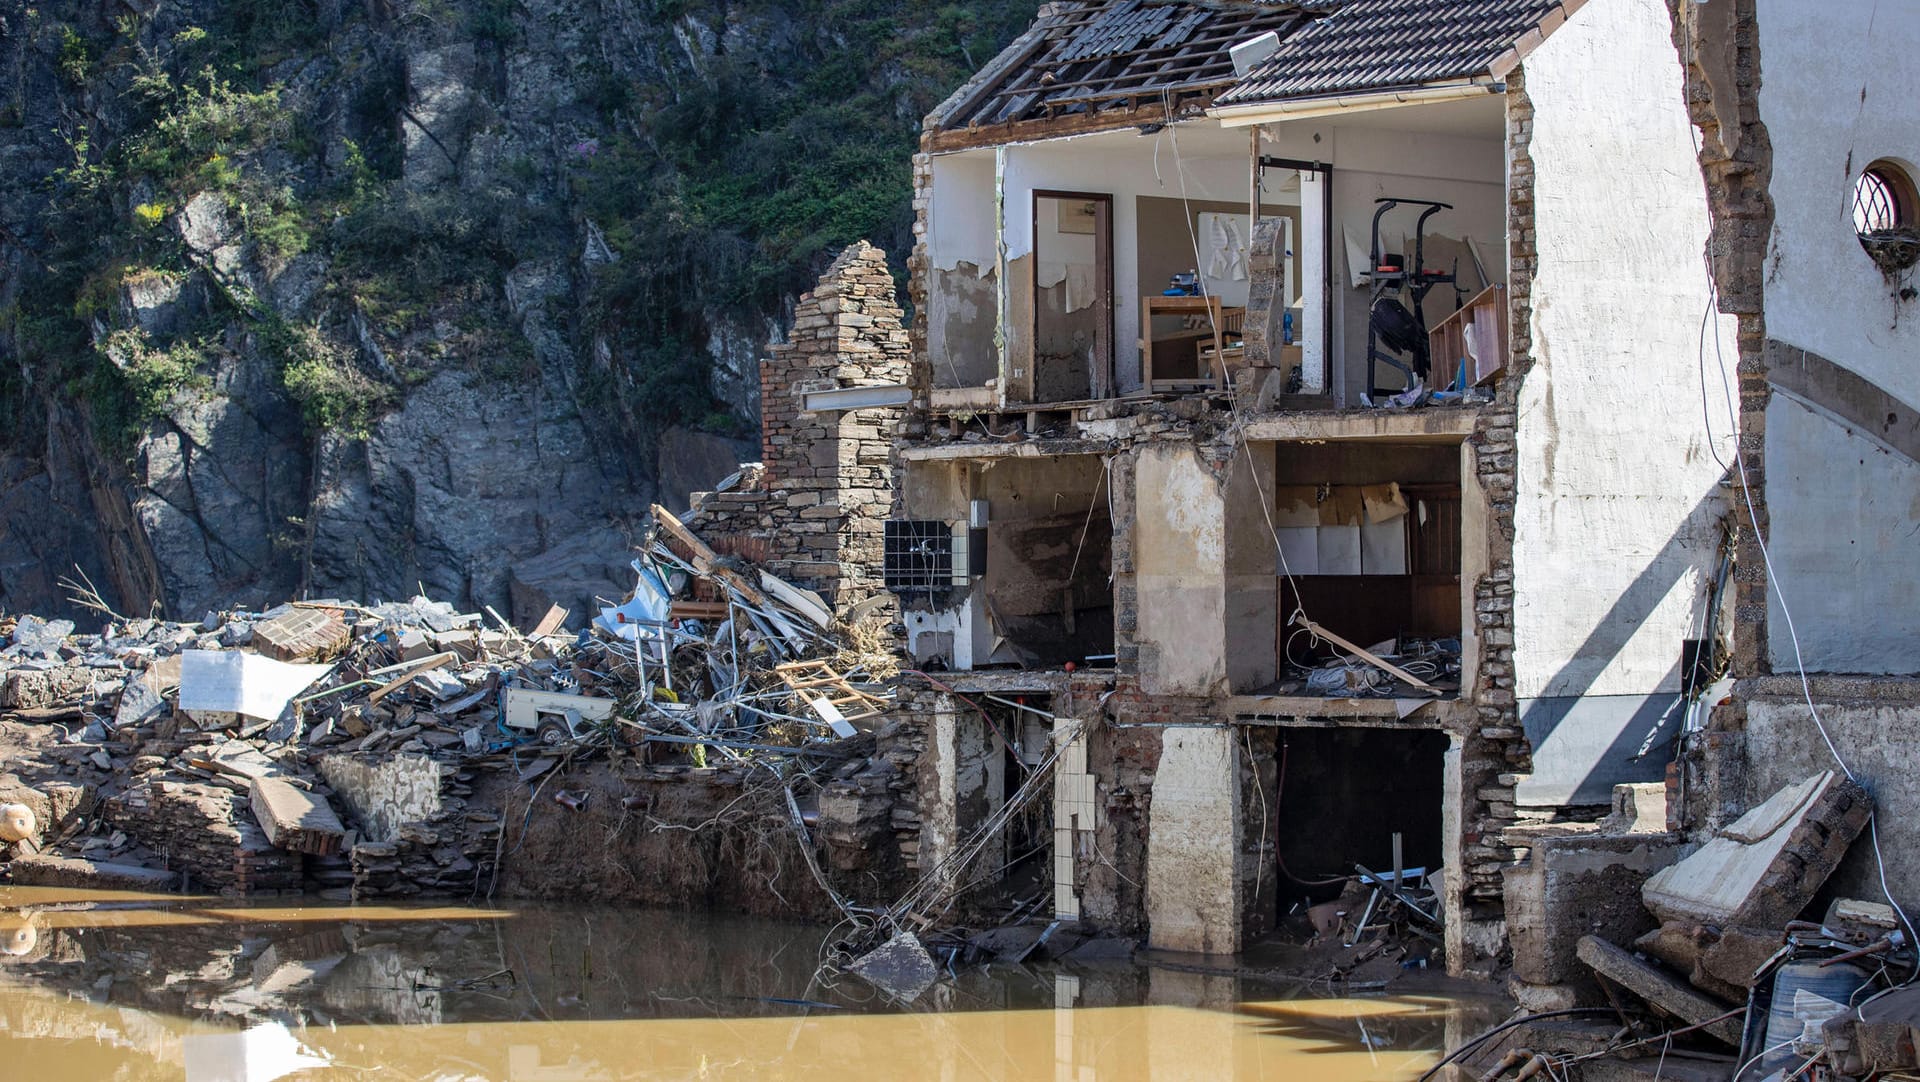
1224 444 1279 693
1146 726 1242 953
1134 444 1230 696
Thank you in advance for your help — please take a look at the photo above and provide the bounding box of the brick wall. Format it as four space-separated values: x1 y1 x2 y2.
1670 0 1773 679
1447 68 1542 918
105 780 303 895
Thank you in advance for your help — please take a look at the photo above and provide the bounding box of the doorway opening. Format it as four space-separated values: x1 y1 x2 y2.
954 695 1056 904
1273 726 1449 903
1031 191 1113 403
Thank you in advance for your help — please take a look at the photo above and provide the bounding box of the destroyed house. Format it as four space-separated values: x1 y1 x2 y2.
862 0 1739 971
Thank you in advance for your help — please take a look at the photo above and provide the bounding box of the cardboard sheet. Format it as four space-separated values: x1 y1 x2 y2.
178 651 332 723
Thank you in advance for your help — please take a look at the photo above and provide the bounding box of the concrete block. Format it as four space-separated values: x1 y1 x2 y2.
250 778 347 856
1576 935 1742 1046
1643 770 1870 929
1505 831 1687 987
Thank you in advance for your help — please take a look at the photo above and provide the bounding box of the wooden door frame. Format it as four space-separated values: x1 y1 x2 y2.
1031 190 1115 401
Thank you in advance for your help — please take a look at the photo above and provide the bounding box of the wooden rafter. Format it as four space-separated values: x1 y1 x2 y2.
943 1 1316 133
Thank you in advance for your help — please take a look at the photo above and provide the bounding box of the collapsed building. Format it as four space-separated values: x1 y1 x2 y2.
792 0 1738 976
7 0 1919 1026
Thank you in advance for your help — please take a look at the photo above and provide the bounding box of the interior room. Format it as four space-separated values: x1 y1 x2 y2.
1272 726 1450 901
898 455 1115 671
1268 439 1465 692
923 96 1512 411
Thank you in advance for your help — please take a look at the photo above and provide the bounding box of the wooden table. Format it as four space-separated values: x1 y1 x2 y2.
1141 295 1239 392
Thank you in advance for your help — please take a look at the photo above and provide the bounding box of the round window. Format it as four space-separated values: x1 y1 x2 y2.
1854 160 1920 273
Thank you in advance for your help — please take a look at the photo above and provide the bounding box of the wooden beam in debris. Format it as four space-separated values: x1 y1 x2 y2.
651 504 776 611
530 605 569 639
250 778 347 857
367 651 460 705
1576 935 1742 1047
1292 615 1441 695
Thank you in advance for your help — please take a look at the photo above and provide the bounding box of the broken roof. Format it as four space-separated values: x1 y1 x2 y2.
1215 0 1563 107
930 1 1316 146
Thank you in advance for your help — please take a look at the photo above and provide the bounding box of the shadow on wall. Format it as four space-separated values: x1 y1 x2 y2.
1517 484 1728 807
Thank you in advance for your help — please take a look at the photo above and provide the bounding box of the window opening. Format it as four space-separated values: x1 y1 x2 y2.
1854 161 1920 274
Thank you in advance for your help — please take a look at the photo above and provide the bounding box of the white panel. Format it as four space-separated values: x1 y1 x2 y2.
1299 169 1327 393
1361 520 1408 575
1274 526 1318 575
1316 525 1361 576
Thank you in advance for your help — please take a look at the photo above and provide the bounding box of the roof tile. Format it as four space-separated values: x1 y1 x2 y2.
1217 0 1560 106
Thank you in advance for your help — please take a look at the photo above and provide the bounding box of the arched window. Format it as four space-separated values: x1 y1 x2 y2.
1854 161 1920 273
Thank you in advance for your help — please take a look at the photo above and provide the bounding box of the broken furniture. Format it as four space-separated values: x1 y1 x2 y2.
1426 283 1508 391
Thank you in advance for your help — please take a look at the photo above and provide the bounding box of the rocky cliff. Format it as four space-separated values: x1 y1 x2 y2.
0 0 1029 623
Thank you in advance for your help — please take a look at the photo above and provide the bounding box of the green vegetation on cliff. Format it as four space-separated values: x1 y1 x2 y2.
1 0 1033 456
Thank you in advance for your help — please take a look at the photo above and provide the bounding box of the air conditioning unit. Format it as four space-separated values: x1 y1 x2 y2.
884 520 969 595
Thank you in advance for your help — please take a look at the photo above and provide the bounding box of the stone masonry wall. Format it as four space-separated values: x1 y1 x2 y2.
689 241 909 607
1447 68 1543 952
1669 0 1772 680
1666 0 1777 838
105 780 303 894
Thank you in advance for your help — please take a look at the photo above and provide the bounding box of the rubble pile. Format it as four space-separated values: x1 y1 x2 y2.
1451 772 1917 1082
0 505 896 902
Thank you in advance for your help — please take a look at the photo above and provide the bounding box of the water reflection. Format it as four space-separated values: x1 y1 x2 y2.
0 890 1503 1080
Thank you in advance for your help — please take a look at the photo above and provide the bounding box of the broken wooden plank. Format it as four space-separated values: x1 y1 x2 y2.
1576 935 1742 1046
530 604 569 639
1293 615 1441 695
250 778 347 857
253 607 351 662
367 652 460 705
651 504 776 611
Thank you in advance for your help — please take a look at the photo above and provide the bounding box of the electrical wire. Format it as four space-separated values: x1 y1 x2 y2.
1413 1009 1619 1082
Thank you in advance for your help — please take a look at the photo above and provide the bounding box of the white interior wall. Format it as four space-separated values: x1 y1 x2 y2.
1260 114 1506 403
1005 130 1261 395
927 154 1000 388
928 126 1282 396
1755 0 1920 674
1509 0 1737 804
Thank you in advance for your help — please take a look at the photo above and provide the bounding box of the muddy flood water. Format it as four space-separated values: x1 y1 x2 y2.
0 887 1503 1080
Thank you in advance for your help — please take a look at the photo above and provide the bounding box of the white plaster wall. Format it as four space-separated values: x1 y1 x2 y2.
1146 727 1241 954
927 154 1000 388
928 153 997 271
1511 0 1736 704
1753 0 1920 674
1260 113 1508 403
1134 444 1229 696
1757 0 1920 406
1765 396 1920 672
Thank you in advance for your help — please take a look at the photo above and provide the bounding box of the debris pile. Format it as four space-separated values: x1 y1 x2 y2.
1448 771 1919 1082
0 504 897 901
1284 615 1461 699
